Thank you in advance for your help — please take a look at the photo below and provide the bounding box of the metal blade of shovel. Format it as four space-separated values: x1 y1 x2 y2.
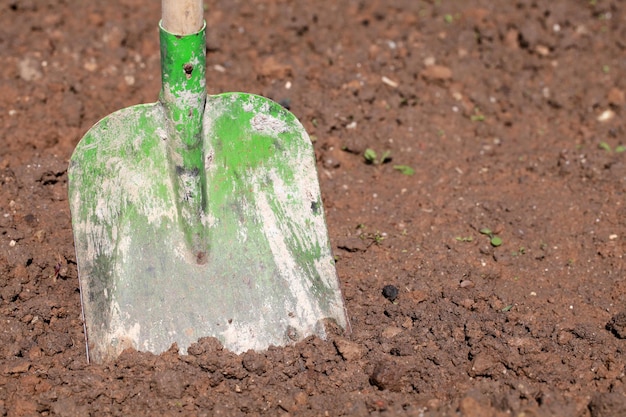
68 1 347 363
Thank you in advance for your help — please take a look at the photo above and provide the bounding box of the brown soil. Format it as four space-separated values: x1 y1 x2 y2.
1 0 626 415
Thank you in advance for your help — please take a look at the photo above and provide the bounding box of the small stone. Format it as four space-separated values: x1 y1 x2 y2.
333 337 365 361
18 57 43 81
597 109 615 122
535 44 550 56
469 353 496 377
420 65 452 81
381 326 403 339
608 87 625 107
382 285 399 302
34 229 46 243
369 361 406 392
381 76 399 88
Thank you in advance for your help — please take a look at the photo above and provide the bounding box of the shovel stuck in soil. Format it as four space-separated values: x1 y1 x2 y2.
68 0 347 363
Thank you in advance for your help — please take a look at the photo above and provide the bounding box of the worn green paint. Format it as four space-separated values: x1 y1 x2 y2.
68 22 347 363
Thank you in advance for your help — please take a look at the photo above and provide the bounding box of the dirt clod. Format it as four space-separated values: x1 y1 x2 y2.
369 361 407 392
333 337 365 361
606 312 626 339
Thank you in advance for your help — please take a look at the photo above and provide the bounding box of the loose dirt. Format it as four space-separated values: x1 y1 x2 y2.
1 0 625 415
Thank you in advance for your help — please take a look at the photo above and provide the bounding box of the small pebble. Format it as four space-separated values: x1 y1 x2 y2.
382 285 399 302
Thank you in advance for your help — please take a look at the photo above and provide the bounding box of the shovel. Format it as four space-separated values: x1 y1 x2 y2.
68 0 348 363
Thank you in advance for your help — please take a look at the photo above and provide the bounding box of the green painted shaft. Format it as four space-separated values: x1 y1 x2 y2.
159 22 208 256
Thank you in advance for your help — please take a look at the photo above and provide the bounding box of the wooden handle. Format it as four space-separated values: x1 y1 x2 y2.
162 0 204 35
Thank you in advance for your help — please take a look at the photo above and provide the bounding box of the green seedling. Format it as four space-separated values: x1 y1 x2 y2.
501 304 513 312
511 247 526 256
356 224 386 245
455 236 473 242
360 231 386 245
470 109 485 122
393 165 415 175
371 231 386 244
443 13 461 24
599 142 626 153
479 228 503 247
364 148 392 165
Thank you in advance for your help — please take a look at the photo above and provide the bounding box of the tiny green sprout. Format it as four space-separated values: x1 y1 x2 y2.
364 148 377 163
615 145 626 153
501 304 513 312
470 109 485 122
512 246 526 256
373 232 385 244
455 236 473 242
444 14 454 24
599 141 612 152
364 148 392 165
602 65 610 74
479 228 503 247
393 165 415 175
